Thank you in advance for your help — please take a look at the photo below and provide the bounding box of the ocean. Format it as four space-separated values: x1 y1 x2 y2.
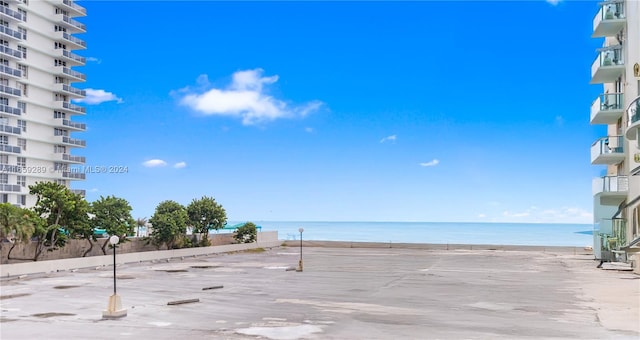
223 221 594 247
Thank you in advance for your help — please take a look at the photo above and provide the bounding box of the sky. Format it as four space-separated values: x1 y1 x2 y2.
70 0 607 224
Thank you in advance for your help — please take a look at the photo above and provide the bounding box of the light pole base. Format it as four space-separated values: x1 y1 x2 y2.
296 260 303 272
102 294 127 319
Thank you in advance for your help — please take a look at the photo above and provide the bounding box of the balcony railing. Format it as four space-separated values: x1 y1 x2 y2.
62 153 86 163
0 144 20 154
62 50 85 64
590 92 623 124
590 45 624 84
0 84 20 96
62 15 86 31
593 175 628 196
0 25 22 40
62 171 85 180
0 5 24 21
62 0 87 16
62 32 86 48
60 84 86 96
0 183 20 192
592 0 626 37
71 189 86 197
0 64 21 78
61 119 86 130
62 67 86 81
61 101 86 114
591 135 624 164
0 124 21 134
0 45 22 59
61 136 86 147
625 95 640 140
0 104 20 115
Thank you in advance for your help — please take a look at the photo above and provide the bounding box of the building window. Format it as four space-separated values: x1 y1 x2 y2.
54 25 67 33
17 82 26 96
54 145 66 153
17 101 25 113
17 27 26 40
0 58 7 66
17 119 25 132
16 156 25 167
17 138 25 150
0 117 7 125
17 194 25 205
54 59 66 67
0 78 7 86
54 111 65 119
0 135 7 144
17 64 27 78
56 179 66 186
16 175 25 187
0 154 7 164
0 97 7 105
54 128 68 136
55 8 68 15
0 173 7 184
0 39 7 47
0 194 7 203
54 42 66 50
17 45 26 58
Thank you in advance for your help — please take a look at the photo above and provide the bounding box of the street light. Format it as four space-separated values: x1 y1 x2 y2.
296 228 304 272
102 235 127 318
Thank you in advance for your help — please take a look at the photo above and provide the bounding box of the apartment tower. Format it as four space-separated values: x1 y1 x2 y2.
0 0 86 207
590 0 640 272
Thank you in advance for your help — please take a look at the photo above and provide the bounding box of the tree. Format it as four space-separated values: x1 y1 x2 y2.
91 195 135 255
234 222 257 244
149 200 188 249
136 217 147 237
0 203 37 261
28 182 89 261
186 196 227 246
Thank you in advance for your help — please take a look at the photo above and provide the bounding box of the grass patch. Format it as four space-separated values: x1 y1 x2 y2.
245 247 265 253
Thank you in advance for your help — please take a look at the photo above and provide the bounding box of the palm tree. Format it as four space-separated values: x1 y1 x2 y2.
136 217 147 237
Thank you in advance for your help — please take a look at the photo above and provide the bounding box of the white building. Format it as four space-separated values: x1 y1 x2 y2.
590 0 640 272
0 0 86 207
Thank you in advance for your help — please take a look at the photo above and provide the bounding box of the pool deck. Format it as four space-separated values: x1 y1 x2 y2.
0 244 638 339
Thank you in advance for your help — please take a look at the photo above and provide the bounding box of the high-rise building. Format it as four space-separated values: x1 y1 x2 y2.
590 0 639 272
0 0 86 207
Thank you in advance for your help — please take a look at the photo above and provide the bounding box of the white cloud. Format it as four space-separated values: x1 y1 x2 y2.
89 188 99 193
546 0 561 6
494 206 592 224
380 135 397 143
86 57 102 64
176 68 324 125
555 115 564 126
73 89 123 105
478 214 486 218
420 159 440 167
174 162 187 169
305 127 314 133
143 159 167 168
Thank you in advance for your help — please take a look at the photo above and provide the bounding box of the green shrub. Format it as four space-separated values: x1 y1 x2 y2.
234 222 257 243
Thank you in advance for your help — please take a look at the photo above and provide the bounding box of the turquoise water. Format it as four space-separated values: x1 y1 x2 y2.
224 221 593 247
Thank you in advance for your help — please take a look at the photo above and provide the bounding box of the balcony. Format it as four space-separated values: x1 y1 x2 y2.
0 184 21 192
625 96 640 140
62 171 85 180
0 104 21 115
591 136 624 165
61 153 86 163
0 5 24 22
0 144 20 154
53 66 86 82
593 175 628 205
53 14 86 33
0 84 20 97
0 64 21 78
0 124 21 135
0 25 23 41
54 83 86 98
60 136 86 147
54 101 86 115
590 46 624 84
71 189 86 197
592 1 626 38
56 49 85 65
54 0 87 17
56 32 86 50
60 119 86 131
590 93 624 125
0 45 22 60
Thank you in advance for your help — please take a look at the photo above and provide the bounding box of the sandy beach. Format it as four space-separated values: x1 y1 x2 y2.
0 243 638 339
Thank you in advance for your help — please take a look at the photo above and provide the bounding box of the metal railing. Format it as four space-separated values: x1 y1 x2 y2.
62 15 86 31
62 50 85 64
593 45 624 68
0 64 21 77
0 6 23 21
61 84 86 96
0 144 20 153
62 32 86 48
0 45 22 59
0 124 21 134
62 136 86 147
62 67 86 80
63 0 87 15
0 183 20 192
591 135 624 160
62 171 85 180
0 104 20 115
61 101 86 113
0 25 22 40
0 84 20 96
62 153 85 163
593 0 625 27
593 175 628 195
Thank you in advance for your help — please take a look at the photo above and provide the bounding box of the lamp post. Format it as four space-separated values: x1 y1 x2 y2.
102 235 127 318
296 228 304 272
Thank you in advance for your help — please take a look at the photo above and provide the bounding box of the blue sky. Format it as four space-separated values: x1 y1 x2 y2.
71 0 606 224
